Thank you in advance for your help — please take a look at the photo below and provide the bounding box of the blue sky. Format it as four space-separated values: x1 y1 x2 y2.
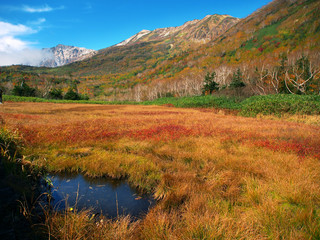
0 0 273 51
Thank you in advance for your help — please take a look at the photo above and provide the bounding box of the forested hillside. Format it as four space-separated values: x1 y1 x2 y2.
0 0 319 101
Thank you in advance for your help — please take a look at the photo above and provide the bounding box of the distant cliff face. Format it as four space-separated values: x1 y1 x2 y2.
40 44 97 67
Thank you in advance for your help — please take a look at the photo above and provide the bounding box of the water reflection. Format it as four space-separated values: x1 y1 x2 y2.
48 173 154 218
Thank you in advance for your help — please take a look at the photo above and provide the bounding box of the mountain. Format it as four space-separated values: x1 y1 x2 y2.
116 15 239 47
116 30 152 47
1 0 319 100
57 0 320 100
40 44 97 67
50 14 239 77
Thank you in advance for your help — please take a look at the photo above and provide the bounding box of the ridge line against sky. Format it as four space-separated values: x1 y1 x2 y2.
1 0 273 51
0 0 272 66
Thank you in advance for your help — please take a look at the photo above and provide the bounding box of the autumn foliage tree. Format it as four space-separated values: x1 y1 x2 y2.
284 55 320 94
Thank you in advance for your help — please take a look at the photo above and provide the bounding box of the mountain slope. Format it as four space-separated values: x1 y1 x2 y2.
0 0 319 100
116 15 239 47
52 14 239 77
68 0 320 100
116 30 152 46
211 0 320 54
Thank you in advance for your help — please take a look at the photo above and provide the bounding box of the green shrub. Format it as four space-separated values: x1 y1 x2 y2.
142 95 240 109
48 88 63 100
240 94 320 116
12 82 36 97
64 89 90 100
64 88 81 100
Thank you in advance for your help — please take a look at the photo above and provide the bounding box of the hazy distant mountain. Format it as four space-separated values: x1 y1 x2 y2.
40 44 97 67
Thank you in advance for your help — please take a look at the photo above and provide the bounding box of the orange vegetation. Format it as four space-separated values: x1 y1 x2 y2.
3 102 319 159
1 102 320 239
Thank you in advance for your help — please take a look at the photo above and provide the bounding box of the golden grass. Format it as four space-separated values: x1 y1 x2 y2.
1 102 320 239
257 113 320 126
44 209 139 240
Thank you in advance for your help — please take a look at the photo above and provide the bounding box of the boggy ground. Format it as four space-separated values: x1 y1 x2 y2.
1 102 320 239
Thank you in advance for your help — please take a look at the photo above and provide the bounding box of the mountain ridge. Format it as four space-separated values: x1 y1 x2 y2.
40 44 97 67
115 14 239 48
62 13 240 77
0 0 319 101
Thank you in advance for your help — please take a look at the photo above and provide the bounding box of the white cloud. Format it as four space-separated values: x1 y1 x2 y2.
0 36 28 52
0 21 36 54
28 18 46 26
2 4 64 13
0 21 35 37
0 21 53 66
23 4 53 13
0 48 53 66
22 4 64 13
0 21 36 53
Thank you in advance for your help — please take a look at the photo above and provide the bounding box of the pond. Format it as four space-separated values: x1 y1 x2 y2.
47 173 155 218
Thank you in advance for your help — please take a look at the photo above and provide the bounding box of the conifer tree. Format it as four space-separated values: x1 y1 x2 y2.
230 68 245 89
202 71 219 95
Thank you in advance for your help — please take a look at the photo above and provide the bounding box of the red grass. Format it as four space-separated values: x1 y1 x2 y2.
1 113 41 120
127 124 194 141
254 139 320 160
3 103 320 160
16 122 194 144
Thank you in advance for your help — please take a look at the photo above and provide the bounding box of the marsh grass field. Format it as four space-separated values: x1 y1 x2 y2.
1 101 320 239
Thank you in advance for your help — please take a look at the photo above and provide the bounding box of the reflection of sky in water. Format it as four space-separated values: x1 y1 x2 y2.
49 174 154 218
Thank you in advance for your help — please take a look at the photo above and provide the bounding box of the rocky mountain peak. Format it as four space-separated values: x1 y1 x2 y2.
116 30 151 46
40 44 97 67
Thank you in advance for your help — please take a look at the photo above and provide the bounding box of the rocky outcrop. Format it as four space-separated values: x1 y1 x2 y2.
116 30 151 46
40 44 97 67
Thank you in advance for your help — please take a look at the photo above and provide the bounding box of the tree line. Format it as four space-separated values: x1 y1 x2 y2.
0 52 319 102
9 80 89 100
113 52 320 102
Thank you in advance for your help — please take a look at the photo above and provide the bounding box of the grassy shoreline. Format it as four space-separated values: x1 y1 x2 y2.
4 94 320 117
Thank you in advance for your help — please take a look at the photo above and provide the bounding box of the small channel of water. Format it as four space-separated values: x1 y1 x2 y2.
47 173 155 218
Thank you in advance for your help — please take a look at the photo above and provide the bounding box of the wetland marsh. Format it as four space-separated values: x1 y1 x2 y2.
1 101 320 239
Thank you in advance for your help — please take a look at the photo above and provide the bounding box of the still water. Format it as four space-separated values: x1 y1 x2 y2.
48 173 155 218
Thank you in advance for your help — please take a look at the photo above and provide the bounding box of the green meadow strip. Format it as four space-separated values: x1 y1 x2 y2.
240 94 320 116
3 94 320 116
3 95 136 105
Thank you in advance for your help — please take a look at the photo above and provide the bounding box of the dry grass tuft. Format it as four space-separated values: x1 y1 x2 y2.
44 208 138 240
